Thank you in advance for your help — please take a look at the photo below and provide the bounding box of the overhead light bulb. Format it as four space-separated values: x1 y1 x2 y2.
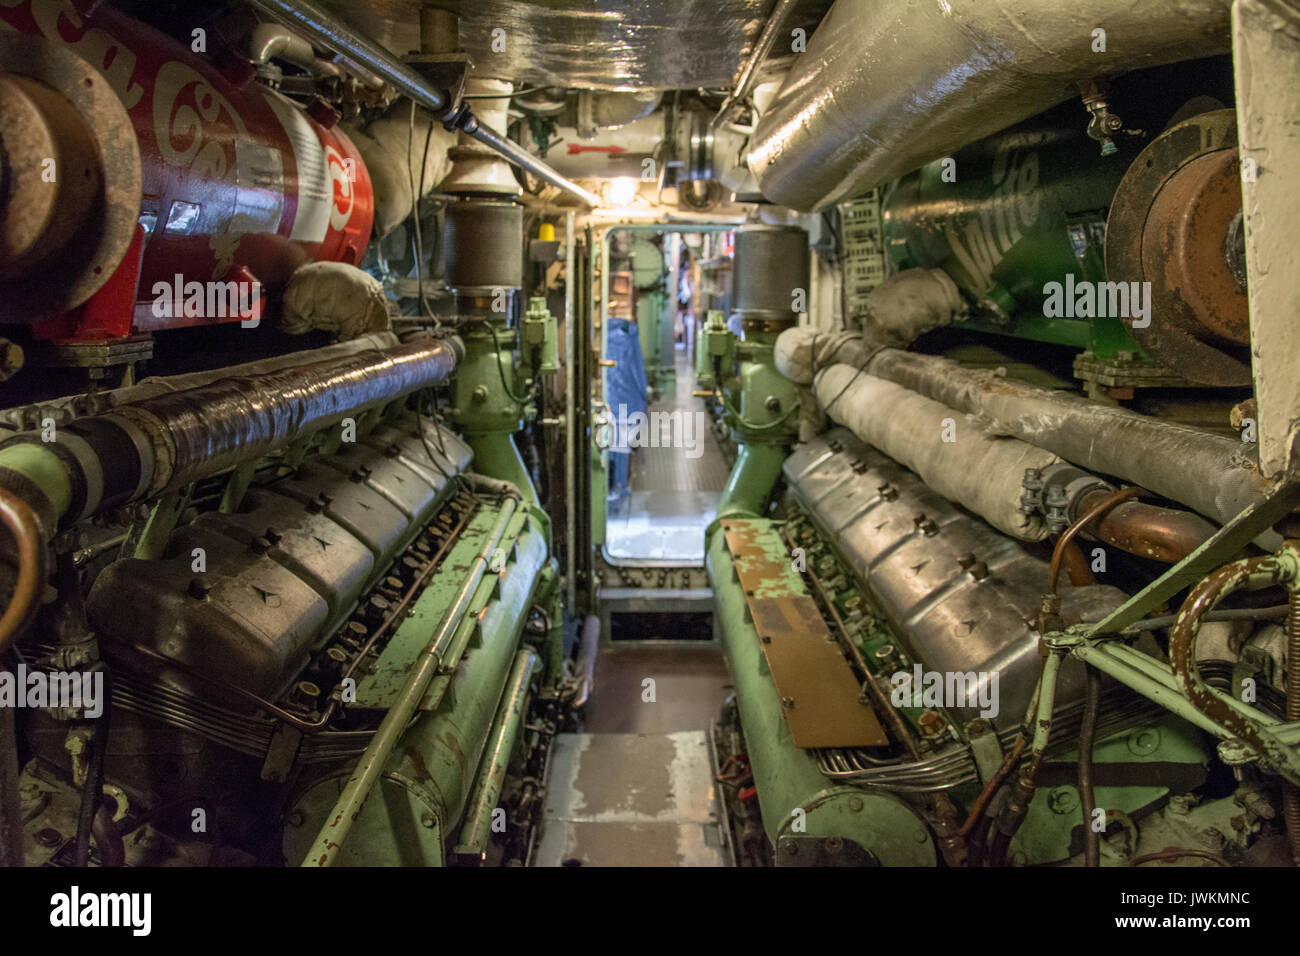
606 177 639 208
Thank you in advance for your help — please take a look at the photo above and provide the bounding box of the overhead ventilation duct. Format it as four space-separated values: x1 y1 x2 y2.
746 0 1234 210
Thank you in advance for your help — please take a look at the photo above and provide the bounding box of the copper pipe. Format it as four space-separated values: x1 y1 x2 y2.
1049 486 1146 595
1059 540 1096 587
958 734 1025 838
0 485 47 655
1088 497 1217 564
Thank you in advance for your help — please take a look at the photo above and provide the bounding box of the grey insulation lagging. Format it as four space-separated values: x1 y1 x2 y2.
814 364 1060 541
863 349 1269 530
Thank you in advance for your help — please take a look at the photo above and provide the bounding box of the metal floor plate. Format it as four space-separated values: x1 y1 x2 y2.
531 731 732 867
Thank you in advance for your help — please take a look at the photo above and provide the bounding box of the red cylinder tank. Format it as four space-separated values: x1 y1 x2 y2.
1 0 375 335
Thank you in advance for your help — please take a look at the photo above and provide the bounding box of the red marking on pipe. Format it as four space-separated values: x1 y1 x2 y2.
567 144 627 155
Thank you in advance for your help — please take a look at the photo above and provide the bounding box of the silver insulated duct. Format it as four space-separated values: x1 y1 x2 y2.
746 0 1234 210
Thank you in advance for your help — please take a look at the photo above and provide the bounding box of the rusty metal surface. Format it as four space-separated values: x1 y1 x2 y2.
1091 498 1217 564
1169 552 1300 783
0 24 141 320
1106 109 1251 386
721 520 887 748
323 0 830 91
1143 148 1249 346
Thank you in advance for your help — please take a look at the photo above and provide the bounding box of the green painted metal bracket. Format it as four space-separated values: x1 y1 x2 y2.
121 486 192 560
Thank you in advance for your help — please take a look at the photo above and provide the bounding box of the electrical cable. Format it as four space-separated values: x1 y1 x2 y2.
406 101 442 330
1048 486 1146 595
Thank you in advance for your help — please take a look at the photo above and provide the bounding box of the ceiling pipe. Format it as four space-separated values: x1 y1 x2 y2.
711 0 799 130
747 0 1235 210
247 0 601 208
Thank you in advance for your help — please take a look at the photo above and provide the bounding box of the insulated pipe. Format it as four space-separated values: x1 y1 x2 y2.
747 0 1234 210
813 364 1061 540
0 333 405 429
247 0 600 208
862 348 1268 533
710 0 800 130
0 338 459 533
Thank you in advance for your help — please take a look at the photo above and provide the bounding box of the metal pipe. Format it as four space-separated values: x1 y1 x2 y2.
250 23 312 65
248 0 446 110
0 487 47 654
72 666 111 867
0 338 458 535
747 0 1234 210
564 211 577 612
0 332 403 430
710 0 799 130
466 123 601 208
301 496 519 866
1286 587 1300 863
1059 540 1096 588
1167 549 1300 786
1120 604 1288 635
0 699 22 866
1049 487 1146 595
249 0 599 208
1091 498 1218 565
989 648 1063 865
862 348 1269 536
454 648 539 862
1078 667 1101 866
571 615 600 708
716 443 788 521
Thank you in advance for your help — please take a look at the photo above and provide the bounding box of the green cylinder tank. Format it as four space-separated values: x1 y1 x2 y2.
882 109 1133 354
